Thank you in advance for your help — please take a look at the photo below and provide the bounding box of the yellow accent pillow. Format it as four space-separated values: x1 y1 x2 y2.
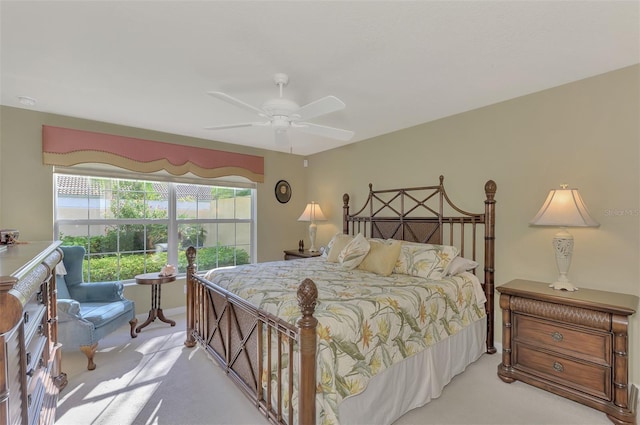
326 233 354 262
358 239 402 276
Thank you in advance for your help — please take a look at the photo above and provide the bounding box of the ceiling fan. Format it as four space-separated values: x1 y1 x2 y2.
205 73 354 145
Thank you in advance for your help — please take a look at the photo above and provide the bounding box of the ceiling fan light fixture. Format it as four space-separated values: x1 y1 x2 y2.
271 116 290 131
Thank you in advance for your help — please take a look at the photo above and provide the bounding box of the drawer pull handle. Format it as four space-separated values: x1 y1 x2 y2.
23 312 29 324
26 352 31 365
552 361 564 373
26 368 34 377
37 291 44 304
551 331 563 342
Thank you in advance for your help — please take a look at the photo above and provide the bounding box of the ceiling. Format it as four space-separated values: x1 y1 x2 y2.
1 1 638 156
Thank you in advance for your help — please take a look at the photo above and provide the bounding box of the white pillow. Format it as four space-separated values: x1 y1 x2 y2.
326 233 354 262
338 233 370 270
445 256 479 276
393 241 459 280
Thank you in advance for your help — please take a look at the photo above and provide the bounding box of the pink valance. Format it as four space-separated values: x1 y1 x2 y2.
42 125 264 183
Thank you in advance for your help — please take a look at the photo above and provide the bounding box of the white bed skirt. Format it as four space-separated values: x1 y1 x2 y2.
338 317 487 425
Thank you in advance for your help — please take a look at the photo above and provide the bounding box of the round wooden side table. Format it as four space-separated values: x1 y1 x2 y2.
135 272 177 333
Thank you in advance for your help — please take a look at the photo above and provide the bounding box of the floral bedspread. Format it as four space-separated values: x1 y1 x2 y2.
204 257 486 425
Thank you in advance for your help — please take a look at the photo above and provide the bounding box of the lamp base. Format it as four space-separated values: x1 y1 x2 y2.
308 222 318 252
549 281 579 292
551 229 577 291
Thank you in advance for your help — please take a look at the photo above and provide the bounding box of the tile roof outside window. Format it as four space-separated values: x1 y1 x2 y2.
57 176 216 200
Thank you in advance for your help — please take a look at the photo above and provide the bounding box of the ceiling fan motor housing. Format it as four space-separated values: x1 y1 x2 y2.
262 97 299 118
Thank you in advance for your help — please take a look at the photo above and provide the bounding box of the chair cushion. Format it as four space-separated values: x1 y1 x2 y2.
79 300 134 329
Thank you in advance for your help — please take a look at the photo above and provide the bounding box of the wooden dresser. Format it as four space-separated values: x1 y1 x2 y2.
0 242 67 425
497 279 638 425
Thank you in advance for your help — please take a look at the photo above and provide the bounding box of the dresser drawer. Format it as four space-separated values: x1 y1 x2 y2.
23 303 46 347
26 344 49 425
23 288 46 336
514 343 611 400
25 332 47 380
514 314 611 365
27 370 46 425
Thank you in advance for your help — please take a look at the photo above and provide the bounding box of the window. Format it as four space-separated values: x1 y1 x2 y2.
54 174 255 282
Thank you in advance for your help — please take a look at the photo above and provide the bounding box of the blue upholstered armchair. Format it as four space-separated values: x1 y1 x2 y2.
56 246 137 370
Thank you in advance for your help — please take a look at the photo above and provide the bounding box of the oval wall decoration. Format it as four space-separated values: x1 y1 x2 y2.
275 180 292 204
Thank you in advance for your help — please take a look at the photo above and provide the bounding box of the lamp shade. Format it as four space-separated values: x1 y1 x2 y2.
530 187 599 227
297 202 327 222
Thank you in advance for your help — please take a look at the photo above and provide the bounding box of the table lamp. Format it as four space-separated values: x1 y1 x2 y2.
298 201 326 252
529 185 599 291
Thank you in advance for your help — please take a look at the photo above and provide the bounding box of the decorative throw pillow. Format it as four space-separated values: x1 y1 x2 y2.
338 233 370 269
445 256 479 276
326 233 354 262
393 242 459 280
358 239 402 276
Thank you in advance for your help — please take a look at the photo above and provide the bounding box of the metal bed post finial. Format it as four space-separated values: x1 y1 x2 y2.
343 193 350 235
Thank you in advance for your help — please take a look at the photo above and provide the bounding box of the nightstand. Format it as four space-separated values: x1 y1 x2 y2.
283 249 322 260
497 279 638 425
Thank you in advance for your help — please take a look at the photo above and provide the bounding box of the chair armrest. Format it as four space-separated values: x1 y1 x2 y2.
69 281 126 303
57 299 81 320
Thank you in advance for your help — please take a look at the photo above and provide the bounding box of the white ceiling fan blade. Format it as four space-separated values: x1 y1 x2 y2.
204 122 266 130
207 91 268 117
293 96 345 121
294 122 354 141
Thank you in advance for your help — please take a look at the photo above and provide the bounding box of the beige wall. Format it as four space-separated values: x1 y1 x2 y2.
305 64 640 384
1 65 639 384
0 106 311 314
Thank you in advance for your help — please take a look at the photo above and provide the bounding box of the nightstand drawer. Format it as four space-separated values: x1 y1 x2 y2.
514 343 611 400
514 314 611 365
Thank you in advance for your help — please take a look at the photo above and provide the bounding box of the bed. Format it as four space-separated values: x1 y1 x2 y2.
184 175 497 425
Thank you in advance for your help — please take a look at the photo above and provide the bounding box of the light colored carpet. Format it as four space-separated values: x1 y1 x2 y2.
56 313 616 425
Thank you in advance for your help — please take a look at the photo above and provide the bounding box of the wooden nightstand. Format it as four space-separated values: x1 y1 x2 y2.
497 279 638 425
283 249 322 260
